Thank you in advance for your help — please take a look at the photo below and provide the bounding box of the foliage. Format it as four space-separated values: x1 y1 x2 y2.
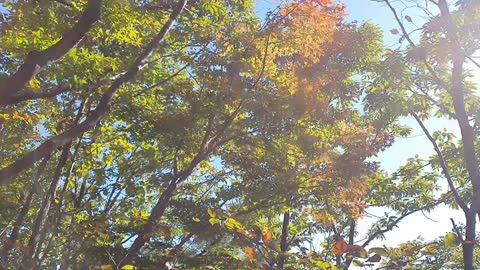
0 0 478 269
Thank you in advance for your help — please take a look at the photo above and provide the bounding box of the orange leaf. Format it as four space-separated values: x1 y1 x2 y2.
263 228 273 243
245 246 256 260
349 245 368 258
332 240 349 256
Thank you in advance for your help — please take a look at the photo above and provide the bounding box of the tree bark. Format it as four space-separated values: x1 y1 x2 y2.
463 212 476 270
278 211 290 269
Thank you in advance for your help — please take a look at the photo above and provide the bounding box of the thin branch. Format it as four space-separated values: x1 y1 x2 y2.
411 112 469 212
384 0 447 89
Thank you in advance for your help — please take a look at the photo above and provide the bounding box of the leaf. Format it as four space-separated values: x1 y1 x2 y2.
208 217 221 226
390 29 400 35
352 259 364 266
101 266 114 270
207 208 215 218
262 228 273 243
368 247 388 256
349 245 368 258
121 265 135 270
192 217 201 222
245 246 256 260
332 240 349 256
444 232 461 247
367 254 382 262
224 217 242 230
405 15 412 22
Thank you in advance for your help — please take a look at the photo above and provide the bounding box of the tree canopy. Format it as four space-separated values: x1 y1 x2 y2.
0 0 479 269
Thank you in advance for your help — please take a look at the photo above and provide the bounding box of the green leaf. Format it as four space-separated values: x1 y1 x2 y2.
444 233 461 247
209 217 221 226
368 247 388 256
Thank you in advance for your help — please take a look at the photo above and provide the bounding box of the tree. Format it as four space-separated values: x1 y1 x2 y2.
0 0 398 269
366 0 480 268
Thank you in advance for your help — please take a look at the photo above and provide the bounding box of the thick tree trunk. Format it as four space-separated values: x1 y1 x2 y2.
463 212 476 270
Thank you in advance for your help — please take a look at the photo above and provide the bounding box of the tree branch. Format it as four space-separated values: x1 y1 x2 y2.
0 0 102 106
411 112 469 212
0 0 187 185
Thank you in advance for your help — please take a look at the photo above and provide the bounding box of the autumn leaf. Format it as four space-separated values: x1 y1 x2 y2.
390 29 400 35
245 246 256 260
367 254 382 263
349 244 368 258
262 228 273 243
141 234 151 242
332 240 349 256
162 225 172 239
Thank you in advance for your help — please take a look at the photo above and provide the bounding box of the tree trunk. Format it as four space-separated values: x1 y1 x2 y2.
278 211 290 269
463 212 476 270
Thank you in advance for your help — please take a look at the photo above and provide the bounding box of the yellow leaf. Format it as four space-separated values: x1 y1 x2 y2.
101 265 114 270
121 265 135 270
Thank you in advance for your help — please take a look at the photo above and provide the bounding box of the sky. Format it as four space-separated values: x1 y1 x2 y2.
254 0 472 255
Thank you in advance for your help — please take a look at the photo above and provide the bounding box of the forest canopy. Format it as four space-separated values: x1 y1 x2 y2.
0 0 479 269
